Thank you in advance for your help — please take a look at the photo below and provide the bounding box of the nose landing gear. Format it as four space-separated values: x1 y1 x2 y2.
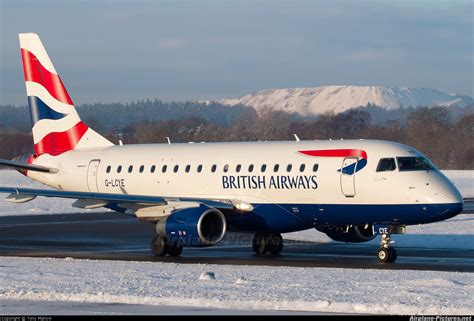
375 225 405 263
377 234 397 263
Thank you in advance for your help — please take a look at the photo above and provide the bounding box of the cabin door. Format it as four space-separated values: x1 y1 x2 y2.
87 159 101 192
340 157 357 197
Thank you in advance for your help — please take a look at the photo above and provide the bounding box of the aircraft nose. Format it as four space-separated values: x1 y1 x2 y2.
443 178 464 205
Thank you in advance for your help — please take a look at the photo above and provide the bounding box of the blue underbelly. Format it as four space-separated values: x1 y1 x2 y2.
227 202 463 233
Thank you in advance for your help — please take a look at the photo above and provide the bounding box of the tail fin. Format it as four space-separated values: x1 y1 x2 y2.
19 33 113 156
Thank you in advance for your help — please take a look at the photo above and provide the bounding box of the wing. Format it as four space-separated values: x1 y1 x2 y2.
0 187 252 221
0 159 58 173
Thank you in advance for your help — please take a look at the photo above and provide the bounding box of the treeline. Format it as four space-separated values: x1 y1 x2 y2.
0 105 472 169
118 107 473 169
0 100 255 131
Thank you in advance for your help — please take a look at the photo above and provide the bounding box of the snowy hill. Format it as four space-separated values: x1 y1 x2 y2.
219 86 473 115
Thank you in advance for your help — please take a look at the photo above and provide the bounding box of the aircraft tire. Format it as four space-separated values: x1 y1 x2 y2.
387 247 397 263
151 235 168 257
268 233 283 255
252 232 268 255
167 243 184 257
377 247 397 263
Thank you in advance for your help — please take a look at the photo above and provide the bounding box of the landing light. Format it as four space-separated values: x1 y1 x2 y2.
232 200 254 212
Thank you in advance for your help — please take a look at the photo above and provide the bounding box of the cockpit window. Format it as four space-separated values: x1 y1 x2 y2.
397 157 435 172
376 158 396 172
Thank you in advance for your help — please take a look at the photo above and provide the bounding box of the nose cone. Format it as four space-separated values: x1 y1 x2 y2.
440 172 464 205
431 171 464 221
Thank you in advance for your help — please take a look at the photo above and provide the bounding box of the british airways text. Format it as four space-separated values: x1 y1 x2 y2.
222 175 318 190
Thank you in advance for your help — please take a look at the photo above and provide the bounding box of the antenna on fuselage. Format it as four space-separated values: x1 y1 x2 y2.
119 139 123 146
293 134 300 142
165 137 171 145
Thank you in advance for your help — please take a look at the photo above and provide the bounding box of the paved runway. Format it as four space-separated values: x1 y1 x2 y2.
0 201 472 273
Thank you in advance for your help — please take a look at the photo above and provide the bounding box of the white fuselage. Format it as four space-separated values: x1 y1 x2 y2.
29 139 462 207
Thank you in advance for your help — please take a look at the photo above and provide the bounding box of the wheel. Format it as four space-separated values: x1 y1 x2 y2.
252 233 268 255
377 247 397 263
268 233 283 255
151 235 167 257
377 247 389 263
167 243 183 257
387 247 397 263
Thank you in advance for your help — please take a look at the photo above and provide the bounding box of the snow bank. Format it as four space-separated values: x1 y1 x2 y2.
0 256 472 315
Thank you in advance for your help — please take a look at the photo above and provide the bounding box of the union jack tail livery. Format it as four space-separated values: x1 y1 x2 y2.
19 33 113 156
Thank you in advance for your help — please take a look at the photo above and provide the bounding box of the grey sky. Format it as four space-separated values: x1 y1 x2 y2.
1 0 472 105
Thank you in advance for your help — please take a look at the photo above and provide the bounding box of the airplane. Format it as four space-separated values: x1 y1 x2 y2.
0 33 464 263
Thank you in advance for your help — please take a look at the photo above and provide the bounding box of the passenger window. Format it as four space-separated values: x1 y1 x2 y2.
117 165 122 173
185 165 191 173
299 164 305 172
236 164 241 173
162 165 167 173
174 165 179 173
248 164 254 173
106 165 111 173
139 165 144 173
150 165 156 173
313 164 319 172
287 164 292 172
211 164 217 173
197 165 203 173
261 164 267 172
377 158 396 172
274 164 279 172
224 164 229 173
128 165 133 173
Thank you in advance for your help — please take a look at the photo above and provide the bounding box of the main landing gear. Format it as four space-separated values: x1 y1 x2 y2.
151 235 183 257
252 232 284 255
377 231 397 263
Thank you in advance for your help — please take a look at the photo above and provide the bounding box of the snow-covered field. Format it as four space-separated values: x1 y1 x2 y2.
0 256 472 315
0 169 472 315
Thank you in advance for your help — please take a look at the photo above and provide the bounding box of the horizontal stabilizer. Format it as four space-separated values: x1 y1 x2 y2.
0 159 58 173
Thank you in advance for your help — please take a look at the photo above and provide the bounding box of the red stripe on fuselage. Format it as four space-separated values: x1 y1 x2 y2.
34 121 88 156
21 48 73 105
298 149 368 159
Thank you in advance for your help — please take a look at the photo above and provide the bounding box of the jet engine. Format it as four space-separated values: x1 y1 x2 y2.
316 224 376 243
156 204 227 247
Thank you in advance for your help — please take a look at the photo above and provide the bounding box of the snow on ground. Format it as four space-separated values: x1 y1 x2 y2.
0 256 472 315
0 169 472 217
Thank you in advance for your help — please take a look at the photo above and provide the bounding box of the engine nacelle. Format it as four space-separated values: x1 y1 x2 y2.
156 204 227 247
316 224 376 243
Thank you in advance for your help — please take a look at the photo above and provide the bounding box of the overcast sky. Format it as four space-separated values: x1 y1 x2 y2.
1 0 472 105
